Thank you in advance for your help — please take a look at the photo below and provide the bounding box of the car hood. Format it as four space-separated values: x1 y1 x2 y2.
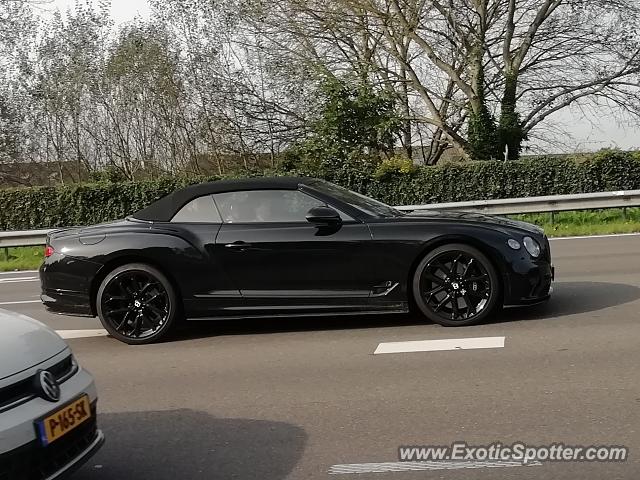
404 209 544 235
0 309 68 381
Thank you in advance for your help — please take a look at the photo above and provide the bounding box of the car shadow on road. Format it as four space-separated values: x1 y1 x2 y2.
73 409 307 480
496 281 640 323
172 281 640 340
174 313 421 340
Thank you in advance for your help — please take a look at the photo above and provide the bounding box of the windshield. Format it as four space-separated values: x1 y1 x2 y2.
309 180 404 218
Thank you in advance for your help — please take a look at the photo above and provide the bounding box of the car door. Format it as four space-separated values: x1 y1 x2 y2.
167 194 244 318
213 188 379 313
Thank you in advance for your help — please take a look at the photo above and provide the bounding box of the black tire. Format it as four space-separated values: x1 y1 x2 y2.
412 243 501 327
96 263 178 344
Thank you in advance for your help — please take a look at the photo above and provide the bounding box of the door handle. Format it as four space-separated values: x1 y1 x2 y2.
225 241 251 251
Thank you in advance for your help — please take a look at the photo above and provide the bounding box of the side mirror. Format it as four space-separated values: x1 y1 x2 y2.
306 206 342 226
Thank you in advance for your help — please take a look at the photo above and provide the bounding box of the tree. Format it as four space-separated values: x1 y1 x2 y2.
149 0 311 173
301 78 400 158
0 0 39 183
287 77 402 181
255 0 640 160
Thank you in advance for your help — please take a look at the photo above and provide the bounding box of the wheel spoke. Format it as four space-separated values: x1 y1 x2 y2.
105 294 128 302
144 308 164 328
462 293 475 314
133 313 142 337
450 254 463 276
425 285 445 297
144 292 162 304
461 258 475 278
115 310 132 331
434 293 452 312
451 296 460 320
105 306 130 315
140 315 155 331
146 303 167 318
433 261 452 278
139 281 154 295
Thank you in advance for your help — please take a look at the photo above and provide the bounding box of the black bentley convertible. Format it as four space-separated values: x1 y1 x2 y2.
40 177 553 344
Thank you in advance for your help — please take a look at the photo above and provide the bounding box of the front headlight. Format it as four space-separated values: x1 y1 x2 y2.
507 238 521 250
523 236 541 258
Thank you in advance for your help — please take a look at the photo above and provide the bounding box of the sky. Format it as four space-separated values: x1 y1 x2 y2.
49 0 151 25
47 0 639 154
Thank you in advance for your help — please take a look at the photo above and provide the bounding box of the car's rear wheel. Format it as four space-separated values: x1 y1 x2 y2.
412 244 500 327
96 263 178 344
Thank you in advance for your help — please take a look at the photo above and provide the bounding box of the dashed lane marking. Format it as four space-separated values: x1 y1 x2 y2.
374 336 506 355
0 300 41 305
0 276 39 283
328 460 540 474
0 270 38 275
55 329 109 339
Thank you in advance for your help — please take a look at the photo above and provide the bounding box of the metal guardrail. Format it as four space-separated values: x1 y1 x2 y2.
0 229 53 248
396 189 640 215
1 190 639 248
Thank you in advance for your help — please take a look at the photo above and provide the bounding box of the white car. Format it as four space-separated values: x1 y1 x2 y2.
0 309 104 479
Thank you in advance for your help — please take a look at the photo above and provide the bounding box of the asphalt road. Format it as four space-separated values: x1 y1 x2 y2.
1 235 639 479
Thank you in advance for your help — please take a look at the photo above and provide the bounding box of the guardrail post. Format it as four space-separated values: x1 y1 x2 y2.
3 247 8 262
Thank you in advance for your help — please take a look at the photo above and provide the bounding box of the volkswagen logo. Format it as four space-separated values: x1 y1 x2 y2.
36 370 61 402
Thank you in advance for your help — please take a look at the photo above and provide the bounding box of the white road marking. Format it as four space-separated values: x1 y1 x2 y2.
550 232 640 241
56 329 109 339
0 270 38 275
0 300 41 305
328 460 540 474
374 336 505 355
0 276 39 283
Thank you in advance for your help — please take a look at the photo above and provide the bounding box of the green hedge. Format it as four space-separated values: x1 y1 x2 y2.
0 177 211 230
1 150 639 230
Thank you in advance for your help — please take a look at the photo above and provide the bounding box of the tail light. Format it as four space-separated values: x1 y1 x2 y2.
44 245 55 257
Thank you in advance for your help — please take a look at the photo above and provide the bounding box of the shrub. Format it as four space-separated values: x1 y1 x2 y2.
1 150 638 230
374 156 417 180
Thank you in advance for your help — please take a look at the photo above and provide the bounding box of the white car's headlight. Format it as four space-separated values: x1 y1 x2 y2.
523 236 541 258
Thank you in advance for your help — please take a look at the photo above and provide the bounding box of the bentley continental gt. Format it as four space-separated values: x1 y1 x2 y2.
40 177 554 344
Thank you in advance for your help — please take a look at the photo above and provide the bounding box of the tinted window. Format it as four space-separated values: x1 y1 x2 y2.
171 195 222 223
309 180 404 218
214 190 329 223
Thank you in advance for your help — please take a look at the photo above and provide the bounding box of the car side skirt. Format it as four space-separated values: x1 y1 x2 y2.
186 307 409 322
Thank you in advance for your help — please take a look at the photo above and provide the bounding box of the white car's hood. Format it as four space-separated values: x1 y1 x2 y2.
0 309 68 380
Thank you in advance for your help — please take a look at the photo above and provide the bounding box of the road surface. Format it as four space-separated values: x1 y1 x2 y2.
1 235 639 479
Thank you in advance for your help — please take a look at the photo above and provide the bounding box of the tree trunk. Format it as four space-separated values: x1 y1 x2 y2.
497 71 525 160
466 45 497 160
399 63 412 160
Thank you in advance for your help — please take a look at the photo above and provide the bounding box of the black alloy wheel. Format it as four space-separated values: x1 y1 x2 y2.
97 263 178 344
412 244 500 326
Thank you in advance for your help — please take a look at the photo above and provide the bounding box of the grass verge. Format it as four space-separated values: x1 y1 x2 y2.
512 208 640 237
1 208 639 271
0 246 44 272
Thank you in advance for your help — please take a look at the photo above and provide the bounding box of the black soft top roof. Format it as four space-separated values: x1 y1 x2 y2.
132 176 318 222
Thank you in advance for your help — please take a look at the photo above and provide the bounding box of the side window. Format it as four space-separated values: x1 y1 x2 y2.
213 190 347 223
171 195 222 223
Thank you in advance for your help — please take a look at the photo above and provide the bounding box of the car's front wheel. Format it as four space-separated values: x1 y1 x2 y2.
412 244 500 327
96 263 178 344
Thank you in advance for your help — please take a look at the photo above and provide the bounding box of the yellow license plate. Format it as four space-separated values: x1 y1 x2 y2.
36 395 91 446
